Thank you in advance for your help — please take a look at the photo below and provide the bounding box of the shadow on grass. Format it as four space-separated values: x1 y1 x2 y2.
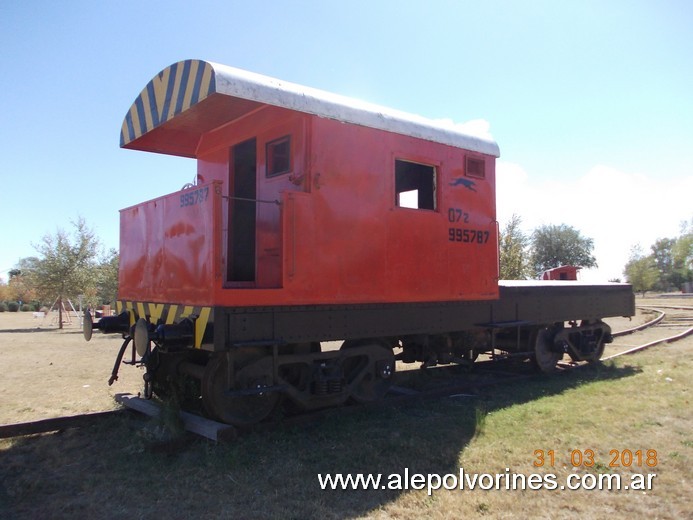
0 361 641 520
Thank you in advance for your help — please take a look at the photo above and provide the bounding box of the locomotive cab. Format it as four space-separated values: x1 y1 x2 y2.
117 60 500 312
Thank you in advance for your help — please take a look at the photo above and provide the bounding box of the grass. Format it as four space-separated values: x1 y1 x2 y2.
1 338 691 519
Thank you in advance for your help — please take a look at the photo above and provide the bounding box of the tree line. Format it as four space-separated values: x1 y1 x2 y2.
0 218 118 327
500 214 693 295
499 214 597 280
623 218 693 295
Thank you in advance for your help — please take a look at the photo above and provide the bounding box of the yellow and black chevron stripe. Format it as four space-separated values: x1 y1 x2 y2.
120 59 216 147
115 300 212 349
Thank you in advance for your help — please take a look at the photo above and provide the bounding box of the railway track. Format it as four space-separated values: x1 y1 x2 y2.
0 410 124 439
604 305 693 360
2 305 691 441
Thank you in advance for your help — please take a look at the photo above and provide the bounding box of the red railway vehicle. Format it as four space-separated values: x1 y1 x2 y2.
542 266 580 281
85 60 635 426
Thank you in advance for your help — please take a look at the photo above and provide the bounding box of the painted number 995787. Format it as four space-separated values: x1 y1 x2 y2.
448 228 490 244
180 187 209 207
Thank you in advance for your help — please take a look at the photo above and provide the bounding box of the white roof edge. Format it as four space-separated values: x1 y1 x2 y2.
209 62 500 158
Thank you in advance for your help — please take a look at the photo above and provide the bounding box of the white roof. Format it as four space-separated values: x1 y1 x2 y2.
210 62 500 157
121 59 500 158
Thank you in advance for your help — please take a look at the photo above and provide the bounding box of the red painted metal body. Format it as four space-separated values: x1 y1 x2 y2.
118 61 500 308
119 182 222 306
541 266 580 281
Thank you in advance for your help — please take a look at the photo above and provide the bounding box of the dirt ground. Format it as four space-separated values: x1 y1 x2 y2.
0 296 690 425
0 311 143 424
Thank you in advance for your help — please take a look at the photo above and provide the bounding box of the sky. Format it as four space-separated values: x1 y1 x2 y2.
1 0 691 283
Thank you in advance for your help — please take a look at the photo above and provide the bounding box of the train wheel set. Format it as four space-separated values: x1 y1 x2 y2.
85 307 617 427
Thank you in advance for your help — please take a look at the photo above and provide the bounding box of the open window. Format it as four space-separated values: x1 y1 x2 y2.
395 159 436 210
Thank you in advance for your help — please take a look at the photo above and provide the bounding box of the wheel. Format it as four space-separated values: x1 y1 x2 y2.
584 321 608 363
563 320 610 364
340 339 395 403
201 348 280 426
533 328 562 373
148 350 202 410
585 340 605 363
148 348 175 401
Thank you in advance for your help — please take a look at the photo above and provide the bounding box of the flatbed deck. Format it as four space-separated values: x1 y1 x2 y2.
215 281 635 347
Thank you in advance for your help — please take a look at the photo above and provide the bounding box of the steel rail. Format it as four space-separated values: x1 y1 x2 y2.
604 306 693 361
612 307 665 337
602 325 693 361
0 410 124 439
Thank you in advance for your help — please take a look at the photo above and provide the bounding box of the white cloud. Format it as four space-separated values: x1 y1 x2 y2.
497 161 693 282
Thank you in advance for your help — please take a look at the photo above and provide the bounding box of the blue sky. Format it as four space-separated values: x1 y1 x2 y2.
1 0 691 282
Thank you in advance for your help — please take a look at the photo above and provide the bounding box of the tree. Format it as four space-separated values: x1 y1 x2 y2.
624 246 659 296
7 258 39 305
81 249 119 310
650 238 677 291
32 218 100 328
499 214 531 279
672 218 693 286
530 224 597 276
94 248 119 308
0 278 10 302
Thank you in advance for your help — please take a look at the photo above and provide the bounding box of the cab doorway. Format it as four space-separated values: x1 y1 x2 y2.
227 138 257 284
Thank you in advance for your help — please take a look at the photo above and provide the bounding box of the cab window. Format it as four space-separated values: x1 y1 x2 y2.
266 136 291 177
395 159 436 210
